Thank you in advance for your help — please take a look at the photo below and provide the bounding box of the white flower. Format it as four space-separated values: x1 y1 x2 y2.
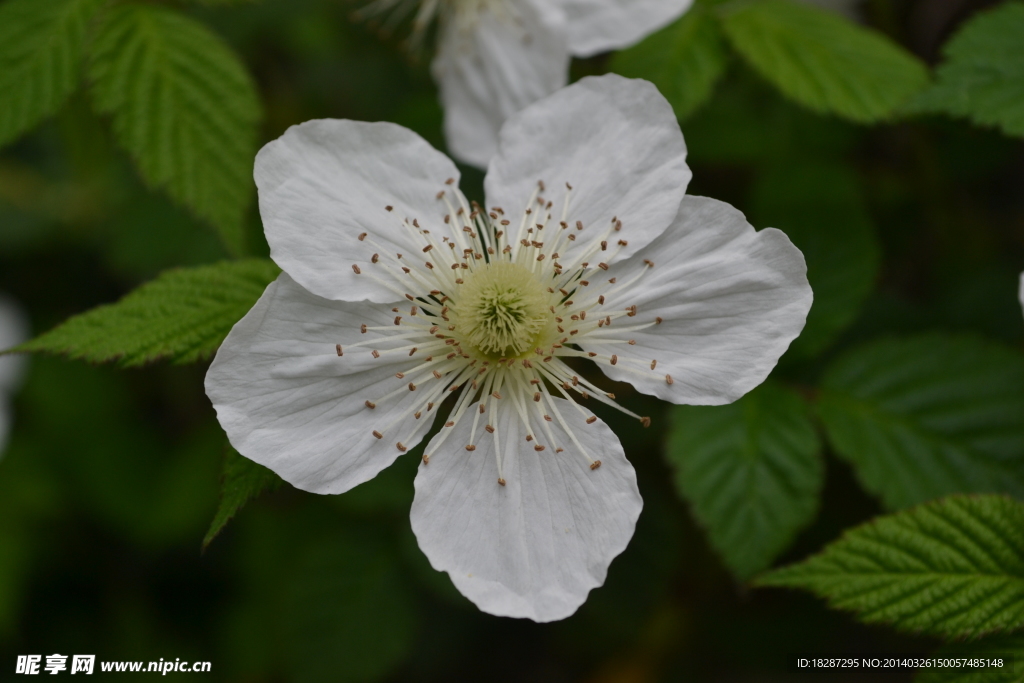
0 294 29 457
358 0 693 167
205 75 812 621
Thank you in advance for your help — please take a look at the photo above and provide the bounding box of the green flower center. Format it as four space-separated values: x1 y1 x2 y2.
451 262 554 360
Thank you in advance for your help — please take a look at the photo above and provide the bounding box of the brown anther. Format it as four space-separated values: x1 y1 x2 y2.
386 205 393 212
365 400 376 409
410 306 418 316
610 355 618 365
485 425 495 433
358 233 367 241
433 370 442 379
397 443 407 452
618 240 628 246
576 221 583 230
408 383 416 391
567 234 576 241
609 277 617 284
626 305 637 317
628 340 635 345
413 219 420 228
436 190 445 199
445 177 455 185
534 445 545 452
479 404 485 414
336 344 343 357
445 421 455 428
572 376 579 386
352 264 362 274
466 445 476 451
544 415 553 422
640 417 651 428
395 372 405 379
371 253 379 263
588 352 597 357
586 416 597 424
590 460 602 470
601 241 608 251
414 412 421 419
606 392 615 399
422 244 433 253
394 316 402 325
497 478 506 487
372 431 383 439
598 262 609 270
644 259 654 267
422 454 430 464
666 374 674 385
656 317 663 324
371 350 380 358
360 324 367 334
651 360 658 370
492 391 502 399
402 267 410 273
598 295 605 305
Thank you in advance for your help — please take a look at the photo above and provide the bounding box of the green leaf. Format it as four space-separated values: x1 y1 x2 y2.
0 0 107 148
666 382 823 580
818 334 1024 510
910 2 1024 138
15 259 279 367
281 533 417 683
917 633 1024 683
719 0 929 122
88 4 262 254
751 162 880 358
757 495 1024 639
610 6 728 121
203 445 282 551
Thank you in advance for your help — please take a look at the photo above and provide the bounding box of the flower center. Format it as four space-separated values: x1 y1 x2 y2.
451 262 554 360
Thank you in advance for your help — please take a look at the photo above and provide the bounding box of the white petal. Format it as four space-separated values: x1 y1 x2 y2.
0 294 29 393
485 74 690 266
410 397 641 622
433 0 569 168
205 273 435 494
255 119 461 303
1019 271 1023 318
558 0 694 57
585 196 812 405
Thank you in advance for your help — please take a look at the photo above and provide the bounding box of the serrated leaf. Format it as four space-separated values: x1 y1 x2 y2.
666 381 823 580
0 0 107 148
203 445 282 550
917 633 1024 683
15 259 279 367
909 2 1024 138
88 4 262 254
610 6 728 121
757 495 1024 639
720 0 929 122
818 334 1024 511
751 162 880 358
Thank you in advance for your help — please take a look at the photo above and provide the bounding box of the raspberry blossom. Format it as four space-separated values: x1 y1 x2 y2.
205 75 812 621
356 0 693 167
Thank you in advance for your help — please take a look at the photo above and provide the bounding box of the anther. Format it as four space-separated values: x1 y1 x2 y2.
372 431 383 439
445 421 455 428
371 350 380 358
397 443 407 452
395 372 405 379
485 425 495 433
385 205 393 212
365 400 376 409
533 392 541 402
586 416 597 424
644 259 654 267
610 355 618 365
656 317 663 324
361 324 367 334
665 374 674 385
394 316 402 325
336 344 343 356
408 383 416 391
352 264 361 274
358 233 367 241
626 305 637 317
640 417 651 428
466 445 476 451
497 478 506 486
422 454 430 464
651 360 657 370
590 461 602 470
534 445 545 452
598 263 609 270
371 253 379 263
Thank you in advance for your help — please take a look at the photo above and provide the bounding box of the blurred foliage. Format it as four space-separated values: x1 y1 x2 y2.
1 0 1024 681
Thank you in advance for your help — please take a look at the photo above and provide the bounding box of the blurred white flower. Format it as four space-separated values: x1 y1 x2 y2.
358 0 693 167
0 294 29 457
206 75 812 621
